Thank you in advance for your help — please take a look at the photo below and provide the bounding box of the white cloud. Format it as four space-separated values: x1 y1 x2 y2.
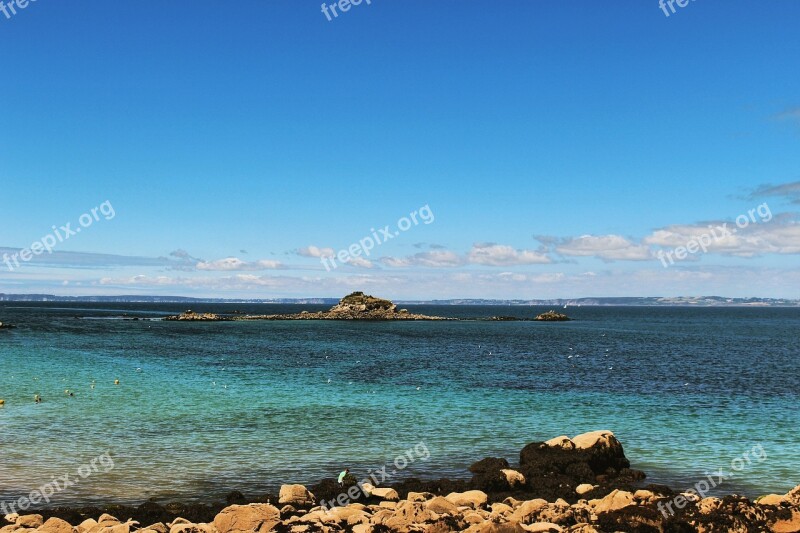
346 257 374 269
644 216 800 257
467 243 551 266
297 246 335 258
380 250 463 268
196 257 283 271
555 235 652 261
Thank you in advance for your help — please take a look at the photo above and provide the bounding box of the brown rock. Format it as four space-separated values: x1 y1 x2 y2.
501 469 526 488
509 500 548 524
75 520 98 533
384 500 434 529
520 524 562 533
464 521 528 533
489 503 513 517
566 525 599 533
696 496 722 515
632 489 655 502
368 509 393 525
96 516 119 527
213 504 281 533
407 492 433 502
16 517 43 529
757 494 786 506
588 489 634 514
426 497 460 515
543 437 575 450
97 524 129 533
169 524 214 533
771 510 800 533
278 485 315 507
369 488 399 501
445 491 488 509
570 431 619 451
37 518 74 533
786 485 800 505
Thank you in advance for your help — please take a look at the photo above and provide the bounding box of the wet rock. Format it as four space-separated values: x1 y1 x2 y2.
470 458 511 474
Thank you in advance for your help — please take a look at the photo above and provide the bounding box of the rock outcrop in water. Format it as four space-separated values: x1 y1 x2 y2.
162 293 448 321
163 311 225 321
533 311 571 322
8 431 799 532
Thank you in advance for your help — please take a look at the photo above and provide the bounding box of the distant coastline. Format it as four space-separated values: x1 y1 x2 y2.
0 294 798 307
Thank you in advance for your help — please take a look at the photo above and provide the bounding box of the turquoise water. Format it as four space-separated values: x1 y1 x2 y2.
0 303 798 507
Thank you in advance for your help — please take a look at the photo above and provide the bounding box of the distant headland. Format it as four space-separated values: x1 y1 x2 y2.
1 293 797 306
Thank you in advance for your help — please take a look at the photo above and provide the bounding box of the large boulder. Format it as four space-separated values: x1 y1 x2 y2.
278 484 315 507
212 504 280 533
519 430 635 499
38 518 75 533
445 490 488 509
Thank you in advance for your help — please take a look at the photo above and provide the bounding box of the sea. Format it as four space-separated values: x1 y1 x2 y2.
0 303 798 508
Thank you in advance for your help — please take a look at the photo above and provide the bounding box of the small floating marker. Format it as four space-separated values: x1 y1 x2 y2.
416 387 421 391
34 394 42 403
114 379 120 385
0 399 5 406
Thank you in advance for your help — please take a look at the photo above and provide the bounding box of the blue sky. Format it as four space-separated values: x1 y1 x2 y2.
1 0 799 299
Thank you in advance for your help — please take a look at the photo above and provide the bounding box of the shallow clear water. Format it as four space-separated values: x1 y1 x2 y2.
0 303 798 508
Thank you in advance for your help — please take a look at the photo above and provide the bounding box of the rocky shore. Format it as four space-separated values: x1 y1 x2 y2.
4 431 798 533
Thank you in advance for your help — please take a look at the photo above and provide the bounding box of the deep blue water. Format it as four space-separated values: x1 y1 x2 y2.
0 303 798 507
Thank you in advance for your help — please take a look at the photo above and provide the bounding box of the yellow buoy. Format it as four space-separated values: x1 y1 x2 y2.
114 379 120 385
0 399 5 406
